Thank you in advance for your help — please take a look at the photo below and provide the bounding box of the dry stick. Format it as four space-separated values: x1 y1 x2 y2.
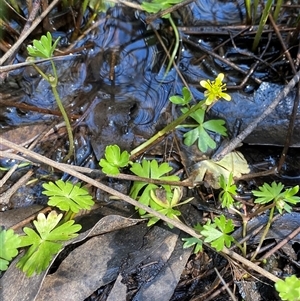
268 12 299 172
10 206 52 231
0 97 81 119
0 151 34 163
0 0 60 66
20 0 41 38
269 13 297 75
214 268 237 301
0 55 80 72
259 225 300 261
213 69 300 162
0 169 34 205
229 31 274 89
0 0 41 73
273 20 300 171
182 37 262 85
0 164 19 188
277 83 300 172
106 0 143 10
0 137 280 283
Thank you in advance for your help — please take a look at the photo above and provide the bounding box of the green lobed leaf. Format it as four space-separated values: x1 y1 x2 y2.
214 215 235 234
252 182 284 204
42 180 94 213
201 215 234 251
17 240 62 277
203 119 227 136
275 275 300 301
181 108 226 152
219 173 237 208
169 95 185 105
183 126 201 146
16 211 81 276
99 145 130 175
182 237 203 253
281 185 300 204
169 87 192 105
99 159 120 175
219 191 235 209
130 159 179 215
27 32 59 59
182 87 192 103
189 108 205 124
0 228 21 271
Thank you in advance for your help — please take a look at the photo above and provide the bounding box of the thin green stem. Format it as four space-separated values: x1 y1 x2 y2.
130 100 206 157
227 206 248 256
165 15 179 74
31 64 50 82
252 0 273 51
50 60 74 161
50 82 74 162
250 205 275 261
233 238 245 254
244 0 252 24
31 61 74 161
273 0 283 22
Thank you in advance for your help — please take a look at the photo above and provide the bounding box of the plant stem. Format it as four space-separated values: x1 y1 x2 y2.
62 210 76 224
31 61 74 161
49 60 74 161
244 0 251 24
130 100 206 157
252 0 273 51
165 15 180 74
273 0 283 22
250 206 275 261
50 81 74 162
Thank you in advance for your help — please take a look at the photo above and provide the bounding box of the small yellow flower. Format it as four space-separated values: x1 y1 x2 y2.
200 73 231 105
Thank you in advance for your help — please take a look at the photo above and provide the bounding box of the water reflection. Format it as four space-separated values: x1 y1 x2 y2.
0 3 298 159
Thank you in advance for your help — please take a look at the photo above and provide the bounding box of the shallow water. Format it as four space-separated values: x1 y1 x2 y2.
0 2 299 161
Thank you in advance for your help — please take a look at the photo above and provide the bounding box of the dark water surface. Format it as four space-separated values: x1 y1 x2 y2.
0 1 299 162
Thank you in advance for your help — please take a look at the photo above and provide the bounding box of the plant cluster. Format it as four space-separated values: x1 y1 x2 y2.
97 71 300 300
2 3 299 300
0 180 94 276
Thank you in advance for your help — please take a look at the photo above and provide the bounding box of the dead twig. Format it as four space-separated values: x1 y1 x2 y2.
182 36 262 85
10 206 52 231
0 169 34 205
259 225 300 261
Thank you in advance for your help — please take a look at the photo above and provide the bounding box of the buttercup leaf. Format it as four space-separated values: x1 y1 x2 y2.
180 107 227 153
42 180 94 213
275 275 300 301
0 228 21 271
182 237 203 253
99 145 130 175
201 215 235 251
17 210 81 276
27 32 59 59
130 159 179 215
